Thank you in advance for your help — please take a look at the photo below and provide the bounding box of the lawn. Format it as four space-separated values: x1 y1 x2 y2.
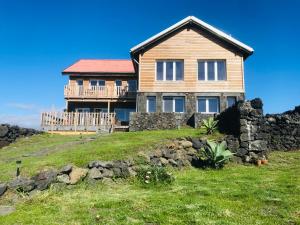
0 128 205 181
0 151 299 224
0 129 299 225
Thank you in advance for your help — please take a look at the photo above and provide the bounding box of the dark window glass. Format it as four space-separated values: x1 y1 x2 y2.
128 80 137 92
98 80 105 86
90 80 97 86
115 80 122 86
207 61 215 80
198 98 206 112
76 80 83 86
217 61 226 80
198 61 205 80
147 96 156 112
175 61 184 80
166 62 173 80
156 62 164 80
227 96 236 108
175 97 185 112
163 97 173 112
208 98 219 113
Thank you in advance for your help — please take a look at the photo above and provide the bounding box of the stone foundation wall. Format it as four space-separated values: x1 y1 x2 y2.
0 124 42 148
219 98 300 162
129 112 211 131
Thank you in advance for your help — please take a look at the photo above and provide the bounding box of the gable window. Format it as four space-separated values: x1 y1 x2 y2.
198 60 226 81
147 96 156 112
156 60 184 81
227 96 236 108
163 96 185 113
197 97 219 114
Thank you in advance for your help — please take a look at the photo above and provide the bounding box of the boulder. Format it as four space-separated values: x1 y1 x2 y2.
101 169 114 178
179 141 193 148
0 126 9 138
168 159 178 167
59 165 73 174
0 183 7 197
69 167 88 184
9 177 36 192
190 138 203 149
88 168 102 179
57 174 70 184
32 170 57 191
160 157 169 166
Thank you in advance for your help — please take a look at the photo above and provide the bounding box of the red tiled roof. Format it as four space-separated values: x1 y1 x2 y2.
62 59 135 74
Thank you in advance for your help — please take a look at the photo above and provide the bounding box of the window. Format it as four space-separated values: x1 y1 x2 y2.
76 108 90 113
163 96 185 113
128 80 137 92
90 80 105 87
197 97 219 113
227 96 236 108
156 60 184 81
94 108 108 113
147 96 156 112
115 80 122 86
198 60 226 81
76 80 83 86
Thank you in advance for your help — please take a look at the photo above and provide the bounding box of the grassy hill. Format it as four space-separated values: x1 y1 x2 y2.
0 129 299 224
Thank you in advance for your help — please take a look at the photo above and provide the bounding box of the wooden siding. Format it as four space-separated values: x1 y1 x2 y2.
139 28 245 93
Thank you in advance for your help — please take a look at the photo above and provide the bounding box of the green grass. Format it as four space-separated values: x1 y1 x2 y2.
0 151 299 225
0 128 207 181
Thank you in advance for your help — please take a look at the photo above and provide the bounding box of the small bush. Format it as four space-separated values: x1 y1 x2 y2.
201 117 218 135
136 165 174 186
199 140 234 169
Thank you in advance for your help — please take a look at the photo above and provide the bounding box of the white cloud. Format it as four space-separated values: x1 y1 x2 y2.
6 103 37 110
0 114 41 129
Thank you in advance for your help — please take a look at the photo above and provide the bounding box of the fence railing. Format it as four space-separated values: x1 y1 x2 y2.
64 85 136 98
41 112 116 132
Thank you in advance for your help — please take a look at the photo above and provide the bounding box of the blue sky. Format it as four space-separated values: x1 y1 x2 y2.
0 0 299 128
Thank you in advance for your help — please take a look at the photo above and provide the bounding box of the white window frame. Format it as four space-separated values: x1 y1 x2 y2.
197 97 220 114
156 60 184 81
146 96 156 113
163 96 185 113
197 60 226 81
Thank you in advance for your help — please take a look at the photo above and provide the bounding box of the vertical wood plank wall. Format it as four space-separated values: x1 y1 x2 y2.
138 28 245 93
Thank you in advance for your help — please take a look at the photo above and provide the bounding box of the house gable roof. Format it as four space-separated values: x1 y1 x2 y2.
62 59 135 75
130 16 254 58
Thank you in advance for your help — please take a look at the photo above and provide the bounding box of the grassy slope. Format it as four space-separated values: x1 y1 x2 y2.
0 151 299 225
0 128 204 181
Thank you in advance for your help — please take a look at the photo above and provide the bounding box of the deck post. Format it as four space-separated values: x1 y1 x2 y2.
108 101 111 113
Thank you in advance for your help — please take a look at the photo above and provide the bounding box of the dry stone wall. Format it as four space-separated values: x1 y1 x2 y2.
0 124 42 148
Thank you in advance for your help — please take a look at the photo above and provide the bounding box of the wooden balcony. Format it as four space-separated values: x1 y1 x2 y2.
64 85 136 99
41 112 116 132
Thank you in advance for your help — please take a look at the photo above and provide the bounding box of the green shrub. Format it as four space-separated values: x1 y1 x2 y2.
136 165 174 186
201 117 218 135
199 140 234 169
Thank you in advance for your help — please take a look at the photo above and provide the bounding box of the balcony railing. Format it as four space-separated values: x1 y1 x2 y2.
64 85 136 99
41 112 116 131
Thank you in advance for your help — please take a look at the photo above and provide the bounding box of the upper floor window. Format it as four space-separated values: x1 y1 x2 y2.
90 80 105 87
76 80 83 86
163 96 185 113
115 80 122 86
227 96 236 108
198 60 226 81
147 96 156 112
197 97 219 114
128 80 137 92
156 60 184 81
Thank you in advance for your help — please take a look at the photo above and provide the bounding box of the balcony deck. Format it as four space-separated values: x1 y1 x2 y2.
64 85 136 100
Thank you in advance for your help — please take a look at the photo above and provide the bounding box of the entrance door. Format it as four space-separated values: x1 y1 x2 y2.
114 108 135 122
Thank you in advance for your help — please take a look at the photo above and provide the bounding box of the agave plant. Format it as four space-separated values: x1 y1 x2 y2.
201 140 234 169
201 117 218 135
